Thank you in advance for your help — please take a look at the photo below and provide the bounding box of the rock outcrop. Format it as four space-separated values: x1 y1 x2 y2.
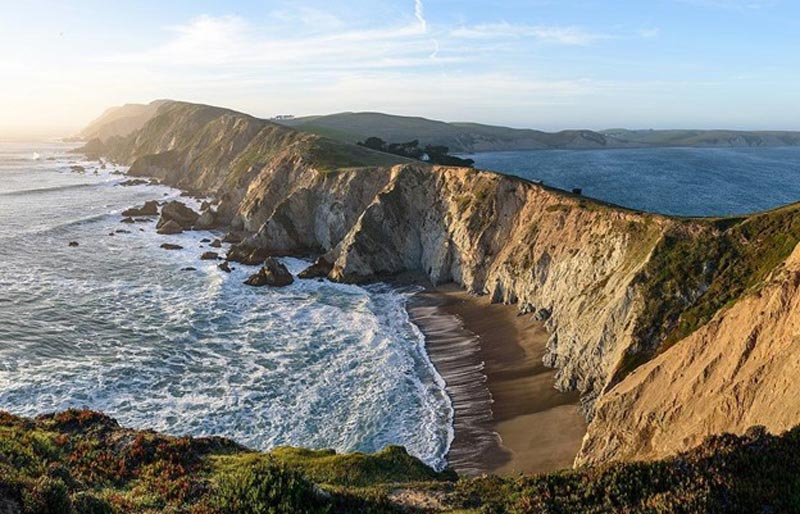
122 200 159 217
82 100 800 465
157 201 199 230
244 258 294 287
156 220 183 235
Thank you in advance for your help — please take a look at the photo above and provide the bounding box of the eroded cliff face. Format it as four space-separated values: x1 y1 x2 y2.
88 100 800 465
577 243 800 465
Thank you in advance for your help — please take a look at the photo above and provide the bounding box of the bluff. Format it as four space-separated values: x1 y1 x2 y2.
82 100 800 466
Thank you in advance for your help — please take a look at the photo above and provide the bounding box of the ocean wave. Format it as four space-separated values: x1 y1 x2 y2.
0 182 99 197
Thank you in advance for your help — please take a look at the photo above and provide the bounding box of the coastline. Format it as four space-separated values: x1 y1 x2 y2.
409 284 586 476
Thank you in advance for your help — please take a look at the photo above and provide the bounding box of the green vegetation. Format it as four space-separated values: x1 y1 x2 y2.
3 410 800 513
357 137 475 167
612 203 800 385
305 138 408 172
0 410 452 514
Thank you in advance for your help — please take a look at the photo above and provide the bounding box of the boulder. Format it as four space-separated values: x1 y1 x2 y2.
200 251 220 260
298 256 334 279
209 239 222 248
160 243 183 251
244 258 294 287
218 261 232 273
157 220 183 235
156 201 200 231
226 244 270 265
200 238 211 243
122 201 158 217
194 210 218 230
68 241 79 247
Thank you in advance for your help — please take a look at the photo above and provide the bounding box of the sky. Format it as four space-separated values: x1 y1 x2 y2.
1 0 799 137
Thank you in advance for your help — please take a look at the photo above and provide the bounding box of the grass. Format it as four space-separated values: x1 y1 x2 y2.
610 203 800 385
3 410 800 513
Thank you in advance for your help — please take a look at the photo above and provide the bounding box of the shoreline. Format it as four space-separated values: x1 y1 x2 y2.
409 284 587 476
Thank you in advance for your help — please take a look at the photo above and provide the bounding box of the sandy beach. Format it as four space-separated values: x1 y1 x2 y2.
409 284 586 476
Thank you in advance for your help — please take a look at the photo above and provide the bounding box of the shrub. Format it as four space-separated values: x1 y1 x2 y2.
24 476 72 514
213 459 328 514
71 492 115 514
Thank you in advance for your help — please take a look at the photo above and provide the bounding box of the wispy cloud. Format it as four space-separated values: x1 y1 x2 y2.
675 0 777 9
450 23 610 45
414 0 427 31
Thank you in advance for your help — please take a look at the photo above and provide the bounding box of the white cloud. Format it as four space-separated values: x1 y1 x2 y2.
450 23 611 45
414 0 427 31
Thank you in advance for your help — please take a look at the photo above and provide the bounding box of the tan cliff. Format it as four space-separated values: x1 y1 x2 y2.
82 100 800 466
577 241 800 465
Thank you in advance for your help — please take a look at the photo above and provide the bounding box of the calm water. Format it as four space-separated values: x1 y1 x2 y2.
465 146 800 216
0 141 452 469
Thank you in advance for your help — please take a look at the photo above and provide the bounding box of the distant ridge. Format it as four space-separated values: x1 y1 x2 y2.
602 128 800 148
276 112 636 153
78 101 800 153
78 99 172 142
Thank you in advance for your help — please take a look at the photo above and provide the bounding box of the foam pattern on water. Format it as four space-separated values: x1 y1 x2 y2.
0 142 453 470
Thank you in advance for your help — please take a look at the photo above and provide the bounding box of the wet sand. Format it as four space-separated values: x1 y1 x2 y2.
408 284 587 476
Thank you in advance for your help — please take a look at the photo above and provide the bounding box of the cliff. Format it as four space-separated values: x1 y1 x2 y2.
82 100 800 466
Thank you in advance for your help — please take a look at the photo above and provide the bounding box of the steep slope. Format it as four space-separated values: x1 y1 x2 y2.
84 100 800 465
578 233 800 465
278 112 633 152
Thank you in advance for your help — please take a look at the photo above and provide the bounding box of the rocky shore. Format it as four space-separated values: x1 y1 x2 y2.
78 99 800 468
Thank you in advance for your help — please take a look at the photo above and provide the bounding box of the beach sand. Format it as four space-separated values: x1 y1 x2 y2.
409 284 586 476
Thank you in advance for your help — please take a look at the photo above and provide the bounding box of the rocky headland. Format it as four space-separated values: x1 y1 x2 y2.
78 100 800 470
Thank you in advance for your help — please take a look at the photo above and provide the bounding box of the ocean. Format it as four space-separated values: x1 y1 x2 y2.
4 141 800 472
463 146 800 216
0 141 453 470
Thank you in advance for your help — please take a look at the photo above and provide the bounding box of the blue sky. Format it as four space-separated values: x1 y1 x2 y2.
1 0 799 136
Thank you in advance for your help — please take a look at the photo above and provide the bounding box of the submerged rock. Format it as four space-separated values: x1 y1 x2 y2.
157 220 183 235
244 258 294 287
122 200 158 217
118 179 148 186
160 243 183 251
68 241 79 247
120 217 135 224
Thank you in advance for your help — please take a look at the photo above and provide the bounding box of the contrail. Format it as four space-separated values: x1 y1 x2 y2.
415 0 427 31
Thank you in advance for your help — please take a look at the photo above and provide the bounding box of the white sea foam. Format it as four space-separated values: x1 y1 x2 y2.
0 142 454 469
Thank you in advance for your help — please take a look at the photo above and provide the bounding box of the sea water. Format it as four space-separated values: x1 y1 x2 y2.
0 141 453 469
464 146 800 216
